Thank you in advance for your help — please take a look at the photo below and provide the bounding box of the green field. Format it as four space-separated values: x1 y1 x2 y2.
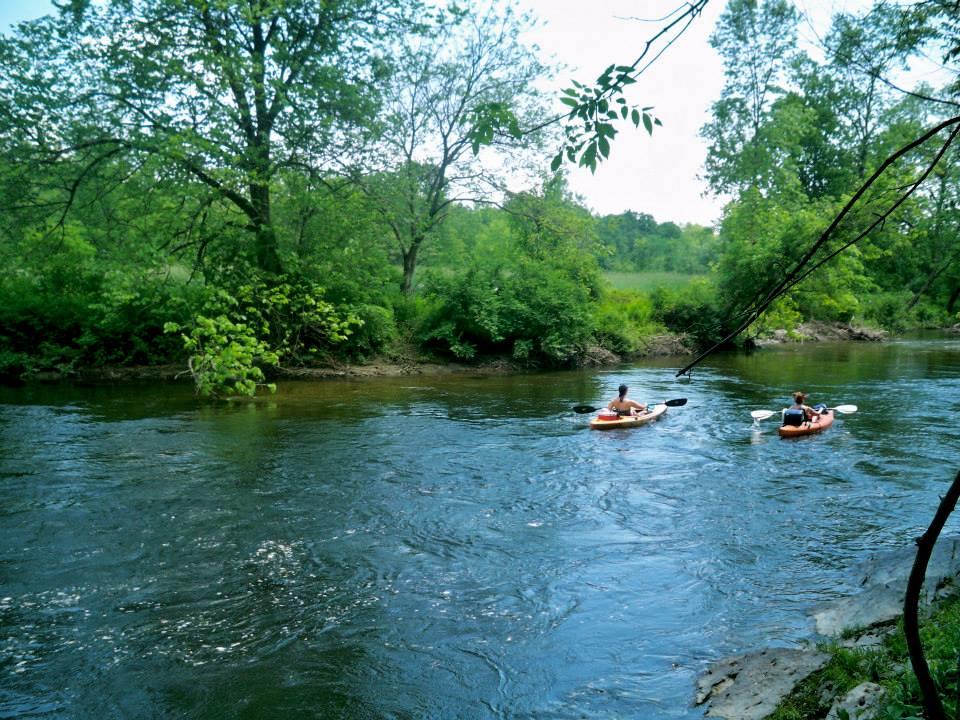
603 272 705 292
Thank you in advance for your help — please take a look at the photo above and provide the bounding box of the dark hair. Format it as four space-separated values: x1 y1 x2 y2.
618 384 628 399
793 391 807 404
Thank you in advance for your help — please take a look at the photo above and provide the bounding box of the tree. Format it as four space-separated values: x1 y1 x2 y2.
350 3 549 294
701 0 799 194
0 0 414 274
825 6 925 180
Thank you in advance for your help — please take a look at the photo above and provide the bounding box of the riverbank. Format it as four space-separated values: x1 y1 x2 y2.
695 537 960 719
13 332 695 384
0 322 898 385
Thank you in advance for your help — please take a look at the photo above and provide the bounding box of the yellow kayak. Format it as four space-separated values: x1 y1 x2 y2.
589 403 668 430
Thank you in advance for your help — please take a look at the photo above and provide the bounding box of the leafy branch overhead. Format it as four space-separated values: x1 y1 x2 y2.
466 0 708 173
554 69 661 174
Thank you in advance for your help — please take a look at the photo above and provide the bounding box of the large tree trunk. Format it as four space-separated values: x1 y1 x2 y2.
401 241 420 295
251 182 282 274
947 284 960 315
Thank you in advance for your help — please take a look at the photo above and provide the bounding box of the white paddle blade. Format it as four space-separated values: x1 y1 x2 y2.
750 410 777 421
832 404 858 414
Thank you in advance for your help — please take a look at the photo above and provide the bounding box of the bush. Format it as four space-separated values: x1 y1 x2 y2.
419 258 594 365
165 276 362 397
858 292 916 333
345 304 398 359
0 247 203 375
592 290 662 354
651 279 729 348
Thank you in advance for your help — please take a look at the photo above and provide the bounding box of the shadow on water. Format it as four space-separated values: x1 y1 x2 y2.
1 336 958 718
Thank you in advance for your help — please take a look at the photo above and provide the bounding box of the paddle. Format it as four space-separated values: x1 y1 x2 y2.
750 404 858 421
573 398 688 414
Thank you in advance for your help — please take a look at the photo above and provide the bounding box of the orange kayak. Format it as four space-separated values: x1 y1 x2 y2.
589 403 668 430
778 409 835 438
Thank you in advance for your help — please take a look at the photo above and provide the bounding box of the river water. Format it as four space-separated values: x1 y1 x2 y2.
2 337 959 719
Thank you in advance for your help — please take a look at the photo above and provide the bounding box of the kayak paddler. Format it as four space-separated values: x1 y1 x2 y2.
607 384 647 417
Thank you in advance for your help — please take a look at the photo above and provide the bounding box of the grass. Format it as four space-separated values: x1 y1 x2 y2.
602 271 704 292
768 592 960 719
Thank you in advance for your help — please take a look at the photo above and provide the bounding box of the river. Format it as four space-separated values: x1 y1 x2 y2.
2 336 959 718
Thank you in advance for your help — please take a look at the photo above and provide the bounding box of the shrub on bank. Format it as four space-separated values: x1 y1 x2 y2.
417 259 595 365
0 261 201 376
651 279 730 348
592 290 663 354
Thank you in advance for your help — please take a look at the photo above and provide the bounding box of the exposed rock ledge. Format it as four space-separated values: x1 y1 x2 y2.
695 537 960 719
755 321 887 346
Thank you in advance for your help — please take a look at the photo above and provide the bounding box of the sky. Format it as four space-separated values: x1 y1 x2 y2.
0 0 941 227
516 1 728 225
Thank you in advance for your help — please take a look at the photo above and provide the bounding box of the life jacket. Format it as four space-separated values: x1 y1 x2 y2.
782 408 805 427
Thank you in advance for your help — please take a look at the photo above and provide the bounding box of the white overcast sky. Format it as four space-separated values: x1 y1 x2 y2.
2 0 941 227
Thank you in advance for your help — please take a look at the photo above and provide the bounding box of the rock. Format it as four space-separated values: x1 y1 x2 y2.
796 321 886 342
838 630 889 649
636 333 692 357
695 647 831 720
812 536 960 636
574 345 620 367
825 682 885 720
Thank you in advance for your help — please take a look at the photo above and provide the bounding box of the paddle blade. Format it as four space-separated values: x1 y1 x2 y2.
663 398 687 407
832 404 858 414
572 405 599 414
750 410 777 421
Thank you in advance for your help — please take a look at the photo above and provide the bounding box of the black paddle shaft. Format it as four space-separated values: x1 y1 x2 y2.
572 398 687 414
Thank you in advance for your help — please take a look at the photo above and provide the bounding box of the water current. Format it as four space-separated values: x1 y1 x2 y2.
2 336 959 718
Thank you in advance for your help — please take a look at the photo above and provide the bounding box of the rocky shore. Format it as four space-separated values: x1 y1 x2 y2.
753 321 887 347
694 537 960 719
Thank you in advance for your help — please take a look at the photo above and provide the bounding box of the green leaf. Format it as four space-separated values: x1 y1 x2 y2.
598 135 610 158
642 113 653 134
550 152 563 172
579 141 597 172
631 109 640 127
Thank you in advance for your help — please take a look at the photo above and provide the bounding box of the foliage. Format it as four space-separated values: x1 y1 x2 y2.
356 1 549 294
164 314 278 399
592 291 662 355
165 278 362 398
596 213 720 273
418 180 603 365
0 0 418 274
650 279 729 348
0 222 203 376
702 0 800 194
603 272 706 292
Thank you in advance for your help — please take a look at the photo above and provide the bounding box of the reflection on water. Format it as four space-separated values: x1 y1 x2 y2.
1 337 959 718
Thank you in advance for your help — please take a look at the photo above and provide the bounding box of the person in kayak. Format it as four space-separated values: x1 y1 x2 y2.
783 391 823 425
607 384 648 416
